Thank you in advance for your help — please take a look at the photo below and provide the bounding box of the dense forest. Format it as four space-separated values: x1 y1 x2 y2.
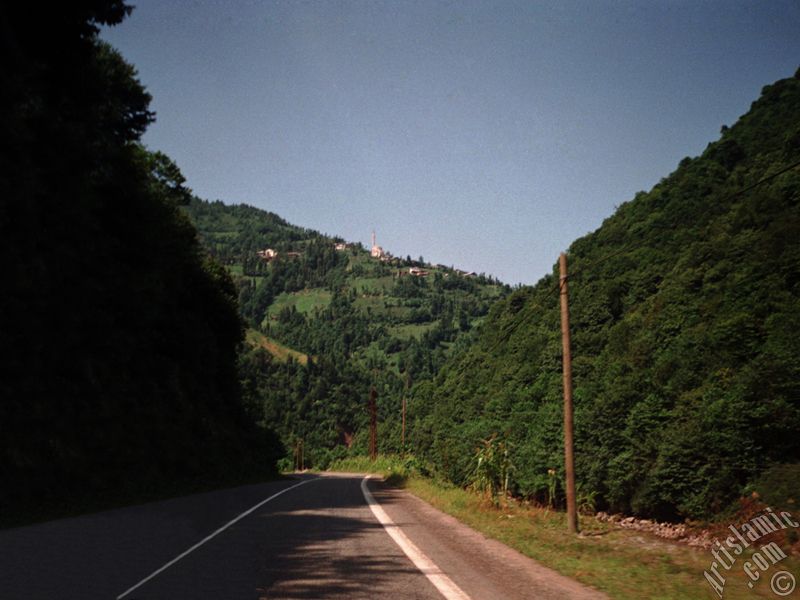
0 2 281 520
183 198 509 467
4 1 797 529
410 70 800 521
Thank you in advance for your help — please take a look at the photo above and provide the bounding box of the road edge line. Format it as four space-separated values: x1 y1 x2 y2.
360 475 472 600
116 477 313 599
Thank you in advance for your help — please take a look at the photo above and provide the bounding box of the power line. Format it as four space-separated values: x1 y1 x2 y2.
728 156 800 198
568 156 800 282
487 156 800 352
487 280 561 353
567 244 636 281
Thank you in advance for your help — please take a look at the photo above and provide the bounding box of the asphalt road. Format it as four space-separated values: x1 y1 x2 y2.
0 473 606 599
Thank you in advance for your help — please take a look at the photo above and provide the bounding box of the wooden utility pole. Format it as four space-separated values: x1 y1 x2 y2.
401 397 406 450
294 438 304 471
402 372 410 453
559 252 578 534
369 386 377 461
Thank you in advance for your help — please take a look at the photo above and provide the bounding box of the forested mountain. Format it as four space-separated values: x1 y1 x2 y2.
5 1 795 531
184 199 509 467
410 70 800 521
0 3 280 521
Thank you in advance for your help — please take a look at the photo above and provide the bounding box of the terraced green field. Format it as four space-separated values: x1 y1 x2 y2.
266 288 332 316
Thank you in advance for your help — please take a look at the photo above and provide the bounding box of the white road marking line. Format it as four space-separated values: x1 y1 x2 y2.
360 476 472 600
116 478 313 599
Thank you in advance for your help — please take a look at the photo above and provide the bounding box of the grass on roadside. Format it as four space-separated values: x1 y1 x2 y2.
327 456 798 600
325 455 412 478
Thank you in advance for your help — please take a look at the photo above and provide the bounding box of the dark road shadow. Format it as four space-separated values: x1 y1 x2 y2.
123 474 438 600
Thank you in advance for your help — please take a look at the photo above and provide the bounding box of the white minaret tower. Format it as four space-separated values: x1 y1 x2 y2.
370 230 383 258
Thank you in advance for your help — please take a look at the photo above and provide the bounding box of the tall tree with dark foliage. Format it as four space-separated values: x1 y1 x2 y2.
0 1 280 520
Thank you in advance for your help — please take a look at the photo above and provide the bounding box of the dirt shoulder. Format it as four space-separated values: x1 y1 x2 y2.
369 478 608 600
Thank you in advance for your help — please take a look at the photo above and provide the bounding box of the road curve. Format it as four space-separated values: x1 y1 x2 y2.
0 473 606 599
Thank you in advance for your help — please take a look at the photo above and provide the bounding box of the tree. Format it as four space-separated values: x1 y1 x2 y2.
0 1 280 520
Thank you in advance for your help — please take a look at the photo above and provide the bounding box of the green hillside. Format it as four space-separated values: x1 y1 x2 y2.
184 199 509 466
244 329 310 366
411 70 800 521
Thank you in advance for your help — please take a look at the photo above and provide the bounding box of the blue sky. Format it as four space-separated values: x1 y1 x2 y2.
102 1 800 284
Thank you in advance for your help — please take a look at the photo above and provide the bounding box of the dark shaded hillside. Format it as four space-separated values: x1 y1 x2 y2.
416 69 800 521
0 2 280 522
